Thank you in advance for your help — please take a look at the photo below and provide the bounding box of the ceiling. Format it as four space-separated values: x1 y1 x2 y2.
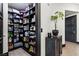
8 3 29 11
65 10 78 17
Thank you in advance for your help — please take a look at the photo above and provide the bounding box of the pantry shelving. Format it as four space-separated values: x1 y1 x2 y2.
8 3 41 56
8 8 23 51
22 3 37 56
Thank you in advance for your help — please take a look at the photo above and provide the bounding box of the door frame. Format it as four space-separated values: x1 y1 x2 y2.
35 3 41 56
8 3 41 56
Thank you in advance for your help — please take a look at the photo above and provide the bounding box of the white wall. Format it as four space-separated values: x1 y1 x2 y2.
51 3 79 43
41 3 53 56
51 3 79 12
40 3 65 56
3 3 8 53
41 3 79 56
65 13 78 18
49 9 65 45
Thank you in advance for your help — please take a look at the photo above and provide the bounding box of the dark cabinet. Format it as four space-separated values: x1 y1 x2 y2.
45 36 62 56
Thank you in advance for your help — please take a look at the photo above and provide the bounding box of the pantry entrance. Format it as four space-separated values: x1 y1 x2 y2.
8 3 41 56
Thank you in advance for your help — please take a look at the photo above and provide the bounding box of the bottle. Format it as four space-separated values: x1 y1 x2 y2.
20 20 22 23
29 46 33 52
9 37 12 42
48 33 51 38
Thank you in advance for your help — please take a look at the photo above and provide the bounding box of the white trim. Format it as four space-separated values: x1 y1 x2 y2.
3 3 8 53
65 13 78 18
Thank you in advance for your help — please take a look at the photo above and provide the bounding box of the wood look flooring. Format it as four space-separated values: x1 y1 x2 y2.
9 48 31 56
62 41 79 56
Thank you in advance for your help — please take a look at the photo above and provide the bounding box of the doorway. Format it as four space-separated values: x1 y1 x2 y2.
65 10 77 42
62 10 79 56
8 3 41 56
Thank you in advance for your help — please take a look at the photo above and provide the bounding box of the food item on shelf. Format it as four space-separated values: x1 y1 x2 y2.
14 34 19 42
32 15 35 22
24 26 29 30
29 46 33 53
25 12 29 16
20 34 23 37
8 42 13 49
13 9 20 14
23 18 29 24
8 32 13 38
25 32 29 36
20 19 22 23
8 27 13 31
30 25 36 31
29 32 35 35
25 43 29 48
14 42 23 47
8 19 13 25
19 25 23 29
13 14 20 18
14 19 19 23
29 45 36 53
29 40 36 46
14 24 19 28
23 37 29 42
30 36 36 39
9 37 12 42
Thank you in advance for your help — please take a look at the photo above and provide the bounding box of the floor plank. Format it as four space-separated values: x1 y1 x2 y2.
62 41 79 56
9 48 31 56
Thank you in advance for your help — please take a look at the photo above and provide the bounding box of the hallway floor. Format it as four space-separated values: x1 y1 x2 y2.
62 41 79 56
9 48 31 56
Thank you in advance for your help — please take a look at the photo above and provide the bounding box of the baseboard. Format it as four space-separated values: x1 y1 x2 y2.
76 42 79 44
62 44 66 47
0 52 8 56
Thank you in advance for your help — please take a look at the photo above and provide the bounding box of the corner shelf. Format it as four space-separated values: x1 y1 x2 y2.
23 12 35 18
8 3 39 56
8 11 22 16
8 9 23 51
25 6 35 13
22 4 37 55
